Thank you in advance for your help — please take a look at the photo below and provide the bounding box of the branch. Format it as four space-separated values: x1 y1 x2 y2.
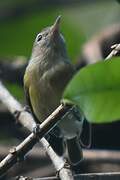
105 44 120 60
0 81 74 180
0 81 36 131
0 57 27 85
15 172 120 180
0 104 70 176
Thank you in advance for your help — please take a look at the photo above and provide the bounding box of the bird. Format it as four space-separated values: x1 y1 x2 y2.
24 16 83 165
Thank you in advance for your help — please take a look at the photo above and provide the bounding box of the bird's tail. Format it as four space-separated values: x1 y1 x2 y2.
45 126 65 156
47 135 64 156
65 136 83 165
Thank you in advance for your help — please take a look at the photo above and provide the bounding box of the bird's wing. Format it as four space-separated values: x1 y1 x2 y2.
24 84 40 123
24 71 39 122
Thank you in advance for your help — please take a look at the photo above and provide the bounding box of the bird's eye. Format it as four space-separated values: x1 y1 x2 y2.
36 34 42 42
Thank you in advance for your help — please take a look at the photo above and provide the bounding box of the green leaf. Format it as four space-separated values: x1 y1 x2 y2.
63 57 120 123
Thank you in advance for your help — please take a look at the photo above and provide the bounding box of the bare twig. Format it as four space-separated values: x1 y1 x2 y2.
0 81 36 131
105 43 120 60
0 81 74 180
15 172 120 180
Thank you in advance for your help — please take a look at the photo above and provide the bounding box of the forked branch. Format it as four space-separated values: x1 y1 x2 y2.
0 81 74 180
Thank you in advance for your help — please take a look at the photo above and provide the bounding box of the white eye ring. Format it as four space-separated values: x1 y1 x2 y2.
36 34 42 42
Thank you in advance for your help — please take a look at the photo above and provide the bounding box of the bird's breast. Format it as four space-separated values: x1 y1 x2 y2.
29 75 60 122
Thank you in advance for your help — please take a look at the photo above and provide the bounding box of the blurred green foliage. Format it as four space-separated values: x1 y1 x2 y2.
0 0 119 100
0 6 85 100
0 0 118 60
0 8 85 61
0 5 85 100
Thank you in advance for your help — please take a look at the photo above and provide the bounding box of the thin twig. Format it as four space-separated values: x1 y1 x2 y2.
105 43 120 60
0 81 74 180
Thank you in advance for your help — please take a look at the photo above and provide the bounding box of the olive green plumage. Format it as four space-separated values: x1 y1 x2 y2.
24 16 83 165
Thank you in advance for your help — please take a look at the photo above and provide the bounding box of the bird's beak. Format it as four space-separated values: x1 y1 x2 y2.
51 15 61 37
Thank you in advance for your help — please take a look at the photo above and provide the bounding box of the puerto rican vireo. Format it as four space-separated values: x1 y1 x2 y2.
24 16 83 165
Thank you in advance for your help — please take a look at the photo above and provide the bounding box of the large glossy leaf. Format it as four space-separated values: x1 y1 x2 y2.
63 58 120 123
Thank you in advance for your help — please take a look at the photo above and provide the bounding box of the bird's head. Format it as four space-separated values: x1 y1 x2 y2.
31 16 68 60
